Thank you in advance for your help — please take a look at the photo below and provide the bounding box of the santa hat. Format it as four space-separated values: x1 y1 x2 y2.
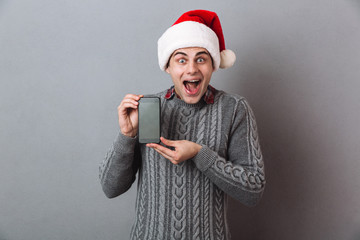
158 10 236 71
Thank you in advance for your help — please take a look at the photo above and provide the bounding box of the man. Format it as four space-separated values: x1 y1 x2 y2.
99 10 265 240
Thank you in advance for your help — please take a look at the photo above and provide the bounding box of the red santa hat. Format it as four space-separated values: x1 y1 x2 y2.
158 10 236 71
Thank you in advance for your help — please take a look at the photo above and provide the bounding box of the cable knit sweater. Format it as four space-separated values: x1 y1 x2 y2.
99 89 266 240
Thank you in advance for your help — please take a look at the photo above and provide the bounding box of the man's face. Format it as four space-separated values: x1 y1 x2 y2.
166 47 214 104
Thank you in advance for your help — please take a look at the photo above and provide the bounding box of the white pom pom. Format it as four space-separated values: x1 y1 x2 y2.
220 49 236 69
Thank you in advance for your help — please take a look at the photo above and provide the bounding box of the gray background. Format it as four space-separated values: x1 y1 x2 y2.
1 0 360 239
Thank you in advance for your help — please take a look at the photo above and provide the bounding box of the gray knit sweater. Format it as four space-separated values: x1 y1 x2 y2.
99 89 265 240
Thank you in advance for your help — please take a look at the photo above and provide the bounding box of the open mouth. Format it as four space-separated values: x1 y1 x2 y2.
183 80 201 95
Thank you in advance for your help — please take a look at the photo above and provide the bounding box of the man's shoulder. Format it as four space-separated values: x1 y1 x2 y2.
215 90 254 116
215 90 246 104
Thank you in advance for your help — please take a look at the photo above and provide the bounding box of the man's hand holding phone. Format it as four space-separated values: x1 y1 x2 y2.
118 94 144 138
118 94 201 164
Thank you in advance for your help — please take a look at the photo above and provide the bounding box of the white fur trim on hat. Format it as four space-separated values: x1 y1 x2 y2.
158 21 221 71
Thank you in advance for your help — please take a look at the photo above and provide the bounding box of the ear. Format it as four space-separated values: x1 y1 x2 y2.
165 67 170 74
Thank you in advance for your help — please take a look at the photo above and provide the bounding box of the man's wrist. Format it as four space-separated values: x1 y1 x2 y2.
120 129 137 138
194 143 202 154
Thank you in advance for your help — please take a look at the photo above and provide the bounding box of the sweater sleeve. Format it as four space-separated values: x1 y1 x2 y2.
99 132 141 198
192 98 266 206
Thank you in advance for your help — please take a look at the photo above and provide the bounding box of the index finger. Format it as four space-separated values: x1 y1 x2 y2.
123 94 144 101
160 137 177 147
147 143 175 157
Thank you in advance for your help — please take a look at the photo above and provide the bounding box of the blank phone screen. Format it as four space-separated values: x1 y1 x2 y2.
138 98 160 143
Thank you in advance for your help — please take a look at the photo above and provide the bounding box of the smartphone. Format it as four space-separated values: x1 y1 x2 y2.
138 97 161 144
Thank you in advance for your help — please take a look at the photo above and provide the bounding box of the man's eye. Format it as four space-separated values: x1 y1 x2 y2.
197 58 205 63
178 59 186 64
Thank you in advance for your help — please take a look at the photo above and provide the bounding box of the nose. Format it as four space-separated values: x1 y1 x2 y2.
187 61 199 75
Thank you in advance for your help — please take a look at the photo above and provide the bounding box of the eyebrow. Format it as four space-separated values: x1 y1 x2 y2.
173 51 210 57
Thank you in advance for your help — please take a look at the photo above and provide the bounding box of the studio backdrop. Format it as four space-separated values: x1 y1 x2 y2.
1 0 360 239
